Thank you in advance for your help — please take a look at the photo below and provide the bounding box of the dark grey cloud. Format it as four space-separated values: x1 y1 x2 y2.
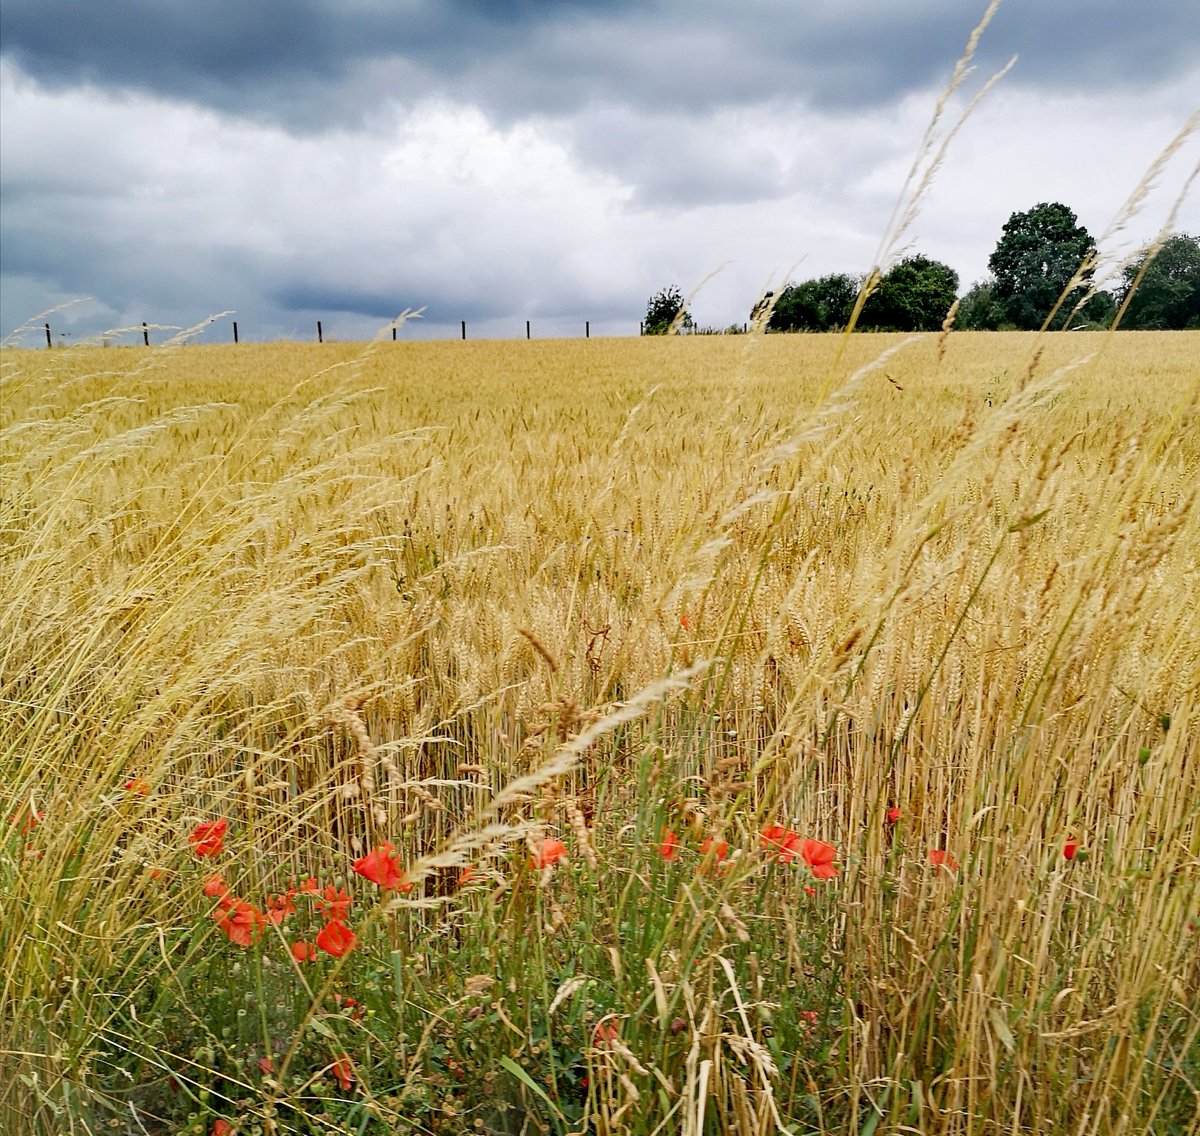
2 1 1197 343
3 0 1196 133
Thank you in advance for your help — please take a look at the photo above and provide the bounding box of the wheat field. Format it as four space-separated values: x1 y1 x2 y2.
2 330 1198 1135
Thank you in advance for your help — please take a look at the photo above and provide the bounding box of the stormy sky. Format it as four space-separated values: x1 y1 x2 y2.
2 0 1197 344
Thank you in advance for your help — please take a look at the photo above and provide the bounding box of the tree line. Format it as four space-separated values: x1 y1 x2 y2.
643 203 1200 335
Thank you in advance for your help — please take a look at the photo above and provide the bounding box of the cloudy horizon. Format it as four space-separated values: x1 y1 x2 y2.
2 0 1197 345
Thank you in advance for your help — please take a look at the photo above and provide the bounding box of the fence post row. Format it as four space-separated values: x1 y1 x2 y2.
36 317 624 347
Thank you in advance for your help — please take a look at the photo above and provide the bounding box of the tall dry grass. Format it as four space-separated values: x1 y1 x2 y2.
2 328 1197 1134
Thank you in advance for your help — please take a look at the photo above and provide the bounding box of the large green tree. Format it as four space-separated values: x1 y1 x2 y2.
987 202 1097 329
767 273 859 332
1118 233 1200 329
859 255 959 331
642 285 693 334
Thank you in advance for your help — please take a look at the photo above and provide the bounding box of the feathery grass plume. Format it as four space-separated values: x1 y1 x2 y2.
1051 112 1199 333
834 0 1015 370
0 298 89 349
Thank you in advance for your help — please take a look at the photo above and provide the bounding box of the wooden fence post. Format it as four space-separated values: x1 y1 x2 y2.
317 320 323 343
585 321 590 339
45 323 52 349
142 322 149 346
461 321 467 340
526 320 531 340
392 327 397 341
233 321 239 344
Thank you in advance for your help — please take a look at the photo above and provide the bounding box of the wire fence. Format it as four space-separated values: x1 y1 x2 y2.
32 317 757 348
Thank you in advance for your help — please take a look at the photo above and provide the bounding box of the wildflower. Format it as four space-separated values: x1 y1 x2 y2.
298 877 320 894
124 778 152 795
331 1053 355 1091
189 818 227 858
700 837 729 862
258 1056 276 1075
928 849 959 872
9 805 42 834
1063 838 1079 861
291 941 318 963
800 838 839 880
760 824 801 864
316 919 356 958
211 1121 234 1136
457 865 476 889
803 886 816 897
799 1010 819 1032
592 1020 620 1046
353 843 408 890
266 891 296 924
202 876 230 899
680 613 690 630
886 807 901 824
215 900 265 948
532 838 567 869
316 886 352 922
658 829 680 861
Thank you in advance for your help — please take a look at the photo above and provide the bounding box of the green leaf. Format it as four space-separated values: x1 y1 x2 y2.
990 1008 1016 1053
499 1055 566 1124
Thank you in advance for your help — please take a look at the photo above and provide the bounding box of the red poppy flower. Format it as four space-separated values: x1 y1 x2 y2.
202 876 230 899
658 829 680 861
258 1056 276 1075
800 838 839 880
291 940 318 963
211 1120 234 1136
1063 838 1079 861
680 613 690 630
760 824 801 864
592 1020 619 1046
457 865 475 889
928 849 959 872
353 843 408 890
803 886 817 896
266 892 296 924
124 778 152 795
316 919 356 958
9 806 42 834
317 886 352 921
886 807 901 824
331 1054 355 1091
700 838 728 861
298 877 320 894
189 818 227 858
215 900 265 947
532 838 568 869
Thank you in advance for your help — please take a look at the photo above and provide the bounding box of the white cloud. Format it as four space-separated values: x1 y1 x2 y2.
2 50 1197 342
